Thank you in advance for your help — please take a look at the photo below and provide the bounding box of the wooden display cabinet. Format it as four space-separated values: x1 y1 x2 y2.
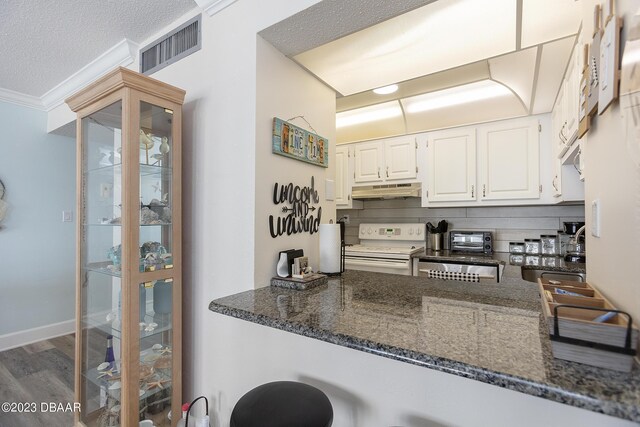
66 67 185 426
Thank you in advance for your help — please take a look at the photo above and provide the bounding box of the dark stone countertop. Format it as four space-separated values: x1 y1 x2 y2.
209 266 638 421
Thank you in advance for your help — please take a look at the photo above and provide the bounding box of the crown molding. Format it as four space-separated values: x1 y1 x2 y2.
194 0 238 17
0 88 45 111
41 38 139 111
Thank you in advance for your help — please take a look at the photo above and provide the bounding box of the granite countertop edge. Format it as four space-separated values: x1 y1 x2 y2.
208 301 636 421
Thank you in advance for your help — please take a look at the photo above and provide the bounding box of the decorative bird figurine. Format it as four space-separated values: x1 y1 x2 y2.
139 130 154 164
159 137 170 155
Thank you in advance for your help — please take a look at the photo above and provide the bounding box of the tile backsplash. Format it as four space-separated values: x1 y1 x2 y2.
337 199 585 252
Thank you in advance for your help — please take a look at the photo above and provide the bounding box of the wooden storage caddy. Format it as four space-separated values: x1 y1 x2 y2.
538 278 638 372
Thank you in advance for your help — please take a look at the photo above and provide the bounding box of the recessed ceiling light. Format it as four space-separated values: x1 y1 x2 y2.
373 84 399 95
403 80 512 114
336 101 403 128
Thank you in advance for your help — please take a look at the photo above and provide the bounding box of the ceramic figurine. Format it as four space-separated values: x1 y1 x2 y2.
159 136 170 155
139 130 154 164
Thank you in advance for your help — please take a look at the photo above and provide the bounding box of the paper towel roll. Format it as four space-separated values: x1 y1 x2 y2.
319 224 341 273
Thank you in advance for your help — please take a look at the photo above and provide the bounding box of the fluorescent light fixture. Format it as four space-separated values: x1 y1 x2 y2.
403 80 512 114
373 84 399 95
336 101 402 128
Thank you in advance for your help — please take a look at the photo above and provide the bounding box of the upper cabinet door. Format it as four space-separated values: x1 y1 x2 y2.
354 140 384 183
426 128 476 202
335 145 349 206
384 137 417 181
478 118 540 200
564 45 580 145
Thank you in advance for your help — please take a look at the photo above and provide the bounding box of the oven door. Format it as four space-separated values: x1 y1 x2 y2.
414 261 500 283
345 256 413 275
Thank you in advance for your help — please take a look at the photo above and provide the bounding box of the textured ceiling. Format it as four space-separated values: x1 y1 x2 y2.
259 0 436 57
0 0 196 96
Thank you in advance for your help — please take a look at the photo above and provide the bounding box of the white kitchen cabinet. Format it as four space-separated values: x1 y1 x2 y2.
555 141 585 202
477 117 540 200
354 136 417 183
384 136 417 180
335 144 363 209
556 42 581 158
354 140 384 183
425 127 476 202
550 88 585 203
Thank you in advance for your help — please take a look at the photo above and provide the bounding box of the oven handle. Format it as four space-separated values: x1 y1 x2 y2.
418 269 495 279
346 259 410 269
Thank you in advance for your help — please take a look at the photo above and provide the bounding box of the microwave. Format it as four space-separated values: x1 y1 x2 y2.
449 230 493 254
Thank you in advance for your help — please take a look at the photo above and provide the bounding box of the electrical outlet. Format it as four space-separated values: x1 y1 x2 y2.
62 211 73 222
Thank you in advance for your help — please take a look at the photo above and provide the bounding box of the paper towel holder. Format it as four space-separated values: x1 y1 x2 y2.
321 219 346 277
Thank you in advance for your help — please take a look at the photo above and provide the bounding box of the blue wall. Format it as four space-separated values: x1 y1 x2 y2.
0 101 76 339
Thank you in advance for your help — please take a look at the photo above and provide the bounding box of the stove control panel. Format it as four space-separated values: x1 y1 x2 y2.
359 223 426 241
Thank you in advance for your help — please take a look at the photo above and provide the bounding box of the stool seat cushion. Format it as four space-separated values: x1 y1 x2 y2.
230 381 333 427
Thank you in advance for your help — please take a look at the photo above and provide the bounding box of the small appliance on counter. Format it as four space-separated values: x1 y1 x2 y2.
449 230 493 254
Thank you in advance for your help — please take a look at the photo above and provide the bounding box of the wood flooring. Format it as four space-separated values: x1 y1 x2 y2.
0 334 75 427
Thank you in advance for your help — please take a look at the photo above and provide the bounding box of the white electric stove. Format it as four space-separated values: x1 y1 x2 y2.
344 223 426 275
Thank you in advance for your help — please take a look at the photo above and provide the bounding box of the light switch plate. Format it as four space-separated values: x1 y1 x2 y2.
62 211 73 222
325 179 335 201
591 199 600 237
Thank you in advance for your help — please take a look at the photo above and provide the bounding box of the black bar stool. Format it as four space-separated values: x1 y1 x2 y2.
230 381 333 427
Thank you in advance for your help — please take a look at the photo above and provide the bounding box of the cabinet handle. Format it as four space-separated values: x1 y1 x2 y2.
552 175 558 191
378 167 380 178
386 166 389 178
471 185 474 198
483 184 486 197
573 146 582 175
348 194 351 200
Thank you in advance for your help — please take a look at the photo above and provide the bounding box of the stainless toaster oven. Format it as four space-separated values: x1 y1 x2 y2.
449 230 493 254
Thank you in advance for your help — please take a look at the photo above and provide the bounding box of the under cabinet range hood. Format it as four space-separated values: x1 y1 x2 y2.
352 183 421 199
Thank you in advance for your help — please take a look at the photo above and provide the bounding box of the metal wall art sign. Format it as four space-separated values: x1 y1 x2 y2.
269 176 322 238
272 117 328 168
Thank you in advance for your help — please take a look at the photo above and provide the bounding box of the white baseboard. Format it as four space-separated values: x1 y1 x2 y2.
0 319 75 352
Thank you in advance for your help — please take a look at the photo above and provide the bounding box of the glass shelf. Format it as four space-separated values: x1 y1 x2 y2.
85 263 122 278
84 223 173 227
81 348 172 400
85 262 174 277
85 163 172 177
85 313 173 341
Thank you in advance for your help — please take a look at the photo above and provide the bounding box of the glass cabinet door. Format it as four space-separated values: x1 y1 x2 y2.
136 101 176 426
138 102 174 273
80 101 124 426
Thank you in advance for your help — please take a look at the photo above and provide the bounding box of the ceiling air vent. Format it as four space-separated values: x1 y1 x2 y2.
140 14 201 75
